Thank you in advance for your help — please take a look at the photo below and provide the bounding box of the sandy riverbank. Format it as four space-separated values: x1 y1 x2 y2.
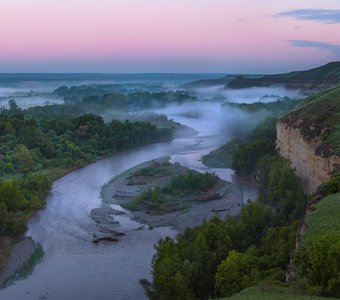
101 158 244 232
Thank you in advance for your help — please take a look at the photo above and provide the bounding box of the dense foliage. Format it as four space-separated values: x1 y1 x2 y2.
231 118 277 175
0 101 173 237
129 172 219 213
163 171 219 195
149 121 307 299
294 232 340 297
0 103 172 178
223 98 299 117
0 174 51 236
53 85 196 110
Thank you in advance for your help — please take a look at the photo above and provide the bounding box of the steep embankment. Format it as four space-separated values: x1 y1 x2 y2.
276 86 340 194
226 62 340 92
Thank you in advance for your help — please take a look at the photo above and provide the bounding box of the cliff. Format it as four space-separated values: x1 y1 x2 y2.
226 61 340 92
276 86 340 194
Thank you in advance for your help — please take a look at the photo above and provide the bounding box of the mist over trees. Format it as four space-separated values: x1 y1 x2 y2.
0 100 174 236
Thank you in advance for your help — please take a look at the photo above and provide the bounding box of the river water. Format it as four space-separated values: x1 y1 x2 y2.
0 108 257 300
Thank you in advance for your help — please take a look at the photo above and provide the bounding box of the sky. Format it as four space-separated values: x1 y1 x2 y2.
0 0 340 73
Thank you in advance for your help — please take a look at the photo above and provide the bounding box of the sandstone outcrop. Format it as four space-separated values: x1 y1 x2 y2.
276 120 340 194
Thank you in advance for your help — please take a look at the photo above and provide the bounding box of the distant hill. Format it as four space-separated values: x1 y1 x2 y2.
183 75 237 88
226 62 340 91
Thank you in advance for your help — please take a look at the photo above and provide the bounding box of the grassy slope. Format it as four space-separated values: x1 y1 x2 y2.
303 193 340 242
221 286 337 300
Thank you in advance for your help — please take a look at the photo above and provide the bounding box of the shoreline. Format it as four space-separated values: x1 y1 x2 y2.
101 158 244 232
0 126 195 286
0 237 36 287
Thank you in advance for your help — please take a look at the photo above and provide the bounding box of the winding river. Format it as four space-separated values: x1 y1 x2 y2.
0 109 257 300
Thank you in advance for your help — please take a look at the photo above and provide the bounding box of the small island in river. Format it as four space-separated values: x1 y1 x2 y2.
100 158 244 232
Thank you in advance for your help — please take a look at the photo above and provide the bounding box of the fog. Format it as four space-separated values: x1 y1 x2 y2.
193 85 302 103
147 85 301 141
0 74 299 142
152 101 263 138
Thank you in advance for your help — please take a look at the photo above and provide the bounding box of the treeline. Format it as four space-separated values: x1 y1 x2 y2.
164 171 219 195
0 101 173 236
0 102 172 178
149 120 308 299
222 97 299 117
53 85 196 110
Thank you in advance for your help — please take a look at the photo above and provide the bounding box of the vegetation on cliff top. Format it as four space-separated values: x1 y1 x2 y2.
280 85 340 156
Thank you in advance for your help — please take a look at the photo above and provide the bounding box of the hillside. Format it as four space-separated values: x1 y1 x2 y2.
303 192 340 243
183 75 236 88
276 86 340 194
226 62 340 91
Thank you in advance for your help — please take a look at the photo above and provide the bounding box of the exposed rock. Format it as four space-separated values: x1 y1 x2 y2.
276 120 340 194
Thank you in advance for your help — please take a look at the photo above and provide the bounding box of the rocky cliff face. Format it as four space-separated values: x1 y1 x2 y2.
276 121 340 194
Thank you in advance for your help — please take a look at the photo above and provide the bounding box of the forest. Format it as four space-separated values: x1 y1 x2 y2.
53 85 196 110
0 100 173 236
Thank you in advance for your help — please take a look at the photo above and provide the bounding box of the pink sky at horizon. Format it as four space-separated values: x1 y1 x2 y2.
0 0 340 73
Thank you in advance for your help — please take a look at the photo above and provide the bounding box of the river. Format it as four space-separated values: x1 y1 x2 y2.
0 107 257 300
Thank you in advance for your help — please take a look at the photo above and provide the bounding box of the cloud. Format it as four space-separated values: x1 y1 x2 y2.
276 9 340 23
287 39 340 55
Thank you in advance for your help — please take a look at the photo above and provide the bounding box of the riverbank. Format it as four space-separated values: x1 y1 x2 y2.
0 126 196 287
0 125 196 286
0 237 36 287
101 158 244 232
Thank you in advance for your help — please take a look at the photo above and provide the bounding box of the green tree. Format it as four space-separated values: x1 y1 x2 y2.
294 232 340 296
13 144 35 174
215 250 260 297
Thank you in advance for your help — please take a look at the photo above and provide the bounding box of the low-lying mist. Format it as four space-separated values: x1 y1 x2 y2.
146 85 300 141
192 85 302 103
